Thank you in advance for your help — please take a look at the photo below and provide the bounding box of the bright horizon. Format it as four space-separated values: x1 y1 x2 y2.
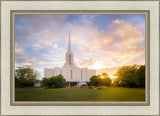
15 15 145 79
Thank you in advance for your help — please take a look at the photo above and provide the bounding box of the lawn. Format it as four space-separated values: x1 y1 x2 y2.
15 87 145 101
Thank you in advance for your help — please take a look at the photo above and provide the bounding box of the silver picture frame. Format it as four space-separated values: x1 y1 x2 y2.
1 0 159 115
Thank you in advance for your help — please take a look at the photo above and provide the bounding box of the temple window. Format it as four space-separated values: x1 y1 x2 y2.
69 54 71 65
71 70 72 80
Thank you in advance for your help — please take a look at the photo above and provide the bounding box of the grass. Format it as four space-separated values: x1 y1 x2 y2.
15 87 145 101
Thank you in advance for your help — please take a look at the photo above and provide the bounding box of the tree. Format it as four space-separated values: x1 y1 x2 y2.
88 73 112 86
42 74 67 88
88 76 99 86
135 65 145 88
102 77 112 86
113 64 145 88
100 73 112 86
15 66 38 88
102 73 109 78
112 78 120 87
41 77 52 88
51 75 67 88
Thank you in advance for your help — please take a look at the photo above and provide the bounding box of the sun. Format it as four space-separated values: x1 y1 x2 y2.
101 76 104 79
110 75 117 79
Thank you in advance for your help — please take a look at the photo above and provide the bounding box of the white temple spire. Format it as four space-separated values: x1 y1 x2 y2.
68 31 71 52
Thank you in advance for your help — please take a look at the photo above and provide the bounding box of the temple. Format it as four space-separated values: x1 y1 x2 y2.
44 31 96 86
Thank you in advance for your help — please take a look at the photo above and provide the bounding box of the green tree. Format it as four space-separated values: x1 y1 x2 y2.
135 65 145 88
113 64 145 88
41 77 52 87
100 73 112 86
88 76 99 86
88 73 112 86
15 66 38 88
112 78 120 87
102 77 112 86
42 74 67 88
102 72 109 78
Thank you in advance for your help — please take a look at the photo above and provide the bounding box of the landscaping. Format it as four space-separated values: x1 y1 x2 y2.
15 87 145 101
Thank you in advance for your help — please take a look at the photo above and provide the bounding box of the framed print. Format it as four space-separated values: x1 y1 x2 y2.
0 0 159 115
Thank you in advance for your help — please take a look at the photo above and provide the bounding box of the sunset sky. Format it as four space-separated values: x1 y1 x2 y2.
15 15 145 79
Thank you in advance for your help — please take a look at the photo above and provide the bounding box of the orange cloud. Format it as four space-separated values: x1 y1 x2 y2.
73 19 145 70
109 19 144 47
102 36 113 44
112 19 120 24
78 46 85 51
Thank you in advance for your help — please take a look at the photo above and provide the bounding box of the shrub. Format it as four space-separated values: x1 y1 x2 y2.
80 86 88 88
97 86 107 89
88 86 95 89
42 75 67 88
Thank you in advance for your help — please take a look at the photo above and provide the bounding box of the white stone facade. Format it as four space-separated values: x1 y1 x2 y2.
44 32 96 86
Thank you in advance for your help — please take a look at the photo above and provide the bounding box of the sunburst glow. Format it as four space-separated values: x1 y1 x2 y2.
89 61 106 70
101 76 104 79
110 75 117 79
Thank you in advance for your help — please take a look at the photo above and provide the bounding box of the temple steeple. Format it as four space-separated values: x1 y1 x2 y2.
68 31 71 52
65 31 74 66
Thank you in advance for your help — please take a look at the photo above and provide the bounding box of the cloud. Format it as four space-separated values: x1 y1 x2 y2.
15 42 23 53
15 15 68 49
79 59 96 67
74 19 145 69
52 43 58 48
15 15 145 78
112 19 120 24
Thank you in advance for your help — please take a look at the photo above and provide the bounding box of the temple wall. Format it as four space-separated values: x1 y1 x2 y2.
61 65 82 82
44 68 54 78
53 67 61 76
81 68 89 81
44 66 96 82
44 67 96 83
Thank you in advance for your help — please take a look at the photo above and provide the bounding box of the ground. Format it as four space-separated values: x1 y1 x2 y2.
15 87 145 101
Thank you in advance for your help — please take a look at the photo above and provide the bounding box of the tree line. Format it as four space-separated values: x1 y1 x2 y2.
112 65 145 88
15 64 145 88
88 65 145 88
